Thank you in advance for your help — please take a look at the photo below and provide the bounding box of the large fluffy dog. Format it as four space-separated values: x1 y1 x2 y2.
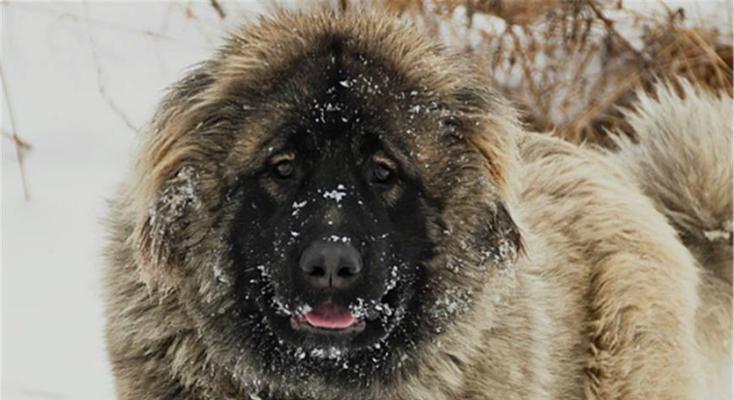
103 11 732 400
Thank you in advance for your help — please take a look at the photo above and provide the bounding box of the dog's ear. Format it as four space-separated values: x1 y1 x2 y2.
450 72 522 201
454 79 525 262
492 201 525 263
132 164 202 290
128 64 219 289
466 130 513 199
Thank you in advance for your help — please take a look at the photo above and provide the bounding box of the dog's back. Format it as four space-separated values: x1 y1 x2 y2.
510 80 731 399
609 81 733 399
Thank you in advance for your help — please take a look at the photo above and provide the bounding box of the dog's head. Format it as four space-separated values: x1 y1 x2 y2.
131 11 523 397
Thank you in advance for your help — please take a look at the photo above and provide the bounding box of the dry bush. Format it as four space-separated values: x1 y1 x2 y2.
346 0 733 145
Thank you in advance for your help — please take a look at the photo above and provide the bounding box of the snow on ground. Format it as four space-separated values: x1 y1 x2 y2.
0 1 728 399
0 2 270 398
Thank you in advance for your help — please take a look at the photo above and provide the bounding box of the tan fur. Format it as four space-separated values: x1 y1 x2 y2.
607 82 733 399
609 81 733 283
103 11 732 400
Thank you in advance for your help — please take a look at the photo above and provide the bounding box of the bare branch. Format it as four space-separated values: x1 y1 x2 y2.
83 1 139 134
586 0 647 61
3 2 192 46
0 63 32 200
209 0 226 19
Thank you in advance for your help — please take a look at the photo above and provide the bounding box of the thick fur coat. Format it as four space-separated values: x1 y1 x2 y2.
103 11 732 400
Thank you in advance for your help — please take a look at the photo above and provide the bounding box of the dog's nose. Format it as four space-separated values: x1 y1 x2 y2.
299 241 362 289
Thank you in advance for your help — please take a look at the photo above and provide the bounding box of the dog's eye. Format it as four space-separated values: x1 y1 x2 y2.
370 157 396 184
270 153 295 179
274 160 294 179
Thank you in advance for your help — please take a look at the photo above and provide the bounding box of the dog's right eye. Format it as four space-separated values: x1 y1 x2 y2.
370 161 393 184
369 154 398 186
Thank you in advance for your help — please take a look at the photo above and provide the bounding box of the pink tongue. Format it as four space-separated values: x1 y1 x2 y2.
305 303 356 330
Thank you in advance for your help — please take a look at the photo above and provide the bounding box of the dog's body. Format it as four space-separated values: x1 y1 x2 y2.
103 12 732 400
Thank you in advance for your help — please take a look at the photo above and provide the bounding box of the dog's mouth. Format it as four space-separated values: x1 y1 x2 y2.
290 302 367 335
265 279 405 349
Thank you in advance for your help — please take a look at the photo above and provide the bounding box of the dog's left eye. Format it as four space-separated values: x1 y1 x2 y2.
274 160 294 179
270 152 296 179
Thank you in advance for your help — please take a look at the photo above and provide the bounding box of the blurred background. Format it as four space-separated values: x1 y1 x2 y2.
1 1 731 399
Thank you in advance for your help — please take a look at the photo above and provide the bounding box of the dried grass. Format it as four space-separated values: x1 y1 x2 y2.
351 0 733 145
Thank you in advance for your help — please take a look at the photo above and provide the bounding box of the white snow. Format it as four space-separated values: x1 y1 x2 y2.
704 229 731 241
0 2 268 399
321 185 348 203
291 199 308 216
327 235 350 243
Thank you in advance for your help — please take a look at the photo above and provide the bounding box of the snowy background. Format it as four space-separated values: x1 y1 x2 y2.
0 2 276 398
0 1 729 399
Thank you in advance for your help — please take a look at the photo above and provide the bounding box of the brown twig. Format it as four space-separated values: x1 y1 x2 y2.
586 0 646 61
5 2 187 45
0 63 32 200
508 27 548 118
82 1 139 134
209 0 226 19
0 129 31 150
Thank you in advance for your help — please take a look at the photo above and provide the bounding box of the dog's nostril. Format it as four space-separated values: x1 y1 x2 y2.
310 266 326 277
337 266 356 278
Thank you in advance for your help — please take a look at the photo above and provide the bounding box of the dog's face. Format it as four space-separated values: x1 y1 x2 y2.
221 51 449 385
230 90 436 376
135 13 522 396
